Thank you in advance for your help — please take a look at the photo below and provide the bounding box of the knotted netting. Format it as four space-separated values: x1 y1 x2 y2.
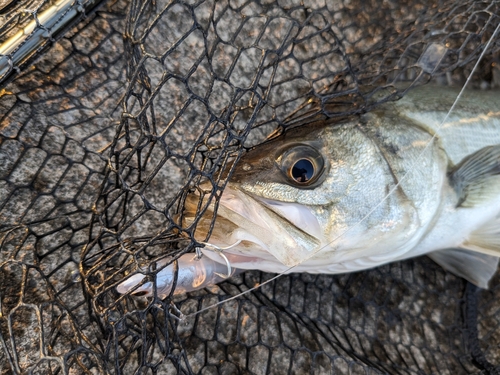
1 0 500 374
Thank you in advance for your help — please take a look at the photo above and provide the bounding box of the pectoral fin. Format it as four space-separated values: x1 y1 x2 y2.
428 248 499 289
449 145 500 207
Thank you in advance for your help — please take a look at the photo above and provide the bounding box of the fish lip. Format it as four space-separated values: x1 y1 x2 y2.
218 184 323 242
186 184 325 267
209 184 326 267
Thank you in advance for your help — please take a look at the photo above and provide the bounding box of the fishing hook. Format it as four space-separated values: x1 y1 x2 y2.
196 240 242 279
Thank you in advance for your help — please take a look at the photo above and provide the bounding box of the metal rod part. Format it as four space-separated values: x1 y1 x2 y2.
0 0 103 82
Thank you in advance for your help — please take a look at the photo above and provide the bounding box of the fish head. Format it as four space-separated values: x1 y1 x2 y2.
187 117 434 273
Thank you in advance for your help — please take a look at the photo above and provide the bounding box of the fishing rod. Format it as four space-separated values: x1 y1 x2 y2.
0 0 105 84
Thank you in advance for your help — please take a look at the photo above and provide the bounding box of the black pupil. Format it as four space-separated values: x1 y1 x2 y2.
291 159 314 183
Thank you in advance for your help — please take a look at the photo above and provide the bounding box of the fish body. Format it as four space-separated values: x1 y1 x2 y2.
118 86 500 297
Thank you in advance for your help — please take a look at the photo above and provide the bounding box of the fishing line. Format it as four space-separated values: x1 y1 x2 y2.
181 22 500 319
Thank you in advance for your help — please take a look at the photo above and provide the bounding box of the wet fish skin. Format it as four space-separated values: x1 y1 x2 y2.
117 86 500 297
202 108 444 271
195 85 500 287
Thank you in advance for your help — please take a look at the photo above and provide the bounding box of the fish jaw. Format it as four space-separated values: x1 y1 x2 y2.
201 183 424 274
199 185 328 268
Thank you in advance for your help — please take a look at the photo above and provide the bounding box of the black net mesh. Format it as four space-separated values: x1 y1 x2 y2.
1 0 500 374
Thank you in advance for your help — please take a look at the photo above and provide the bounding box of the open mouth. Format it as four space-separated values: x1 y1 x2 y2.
193 185 324 268
118 186 327 297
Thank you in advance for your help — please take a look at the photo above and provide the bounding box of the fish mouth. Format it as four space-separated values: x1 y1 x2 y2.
184 185 324 269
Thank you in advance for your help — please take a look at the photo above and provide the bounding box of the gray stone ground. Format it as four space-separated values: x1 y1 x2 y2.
0 0 499 374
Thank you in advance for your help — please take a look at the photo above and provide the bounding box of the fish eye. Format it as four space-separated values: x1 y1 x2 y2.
290 159 315 183
279 145 324 186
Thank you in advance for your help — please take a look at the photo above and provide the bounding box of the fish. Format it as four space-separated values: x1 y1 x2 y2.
117 85 500 298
